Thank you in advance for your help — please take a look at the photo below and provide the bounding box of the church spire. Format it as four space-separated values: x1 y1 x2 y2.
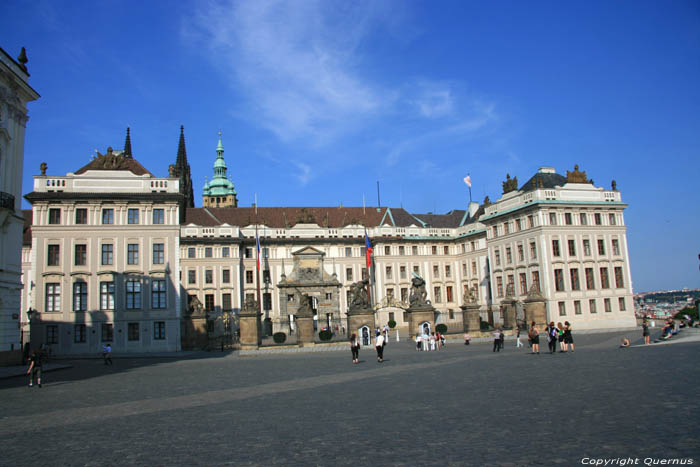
176 125 188 167
171 125 194 211
123 127 132 158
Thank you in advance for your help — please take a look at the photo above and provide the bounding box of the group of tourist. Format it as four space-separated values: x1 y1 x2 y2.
414 332 446 351
526 320 574 354
349 329 388 363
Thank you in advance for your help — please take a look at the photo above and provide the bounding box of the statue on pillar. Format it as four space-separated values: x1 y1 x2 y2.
188 295 204 316
505 283 515 299
348 279 370 311
463 285 477 304
242 295 259 315
526 282 544 301
409 274 428 307
296 292 313 316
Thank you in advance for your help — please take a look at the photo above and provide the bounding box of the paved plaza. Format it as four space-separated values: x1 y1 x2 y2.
1 330 699 466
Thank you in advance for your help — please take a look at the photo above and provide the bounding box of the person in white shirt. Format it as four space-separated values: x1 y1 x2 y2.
375 331 385 362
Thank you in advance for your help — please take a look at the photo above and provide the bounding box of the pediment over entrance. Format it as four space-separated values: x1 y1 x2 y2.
279 246 339 287
291 246 325 257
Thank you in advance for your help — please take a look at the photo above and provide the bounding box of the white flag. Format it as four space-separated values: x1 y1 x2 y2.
463 175 472 188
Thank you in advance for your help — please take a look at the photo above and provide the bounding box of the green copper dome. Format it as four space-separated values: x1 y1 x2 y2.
202 132 237 197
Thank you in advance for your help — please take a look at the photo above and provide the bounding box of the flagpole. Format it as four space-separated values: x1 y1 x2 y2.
256 224 262 318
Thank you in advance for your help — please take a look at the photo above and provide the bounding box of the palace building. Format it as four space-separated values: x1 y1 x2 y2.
21 128 637 354
1 47 39 364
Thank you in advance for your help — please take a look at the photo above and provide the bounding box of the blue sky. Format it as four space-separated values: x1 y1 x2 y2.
3 0 699 293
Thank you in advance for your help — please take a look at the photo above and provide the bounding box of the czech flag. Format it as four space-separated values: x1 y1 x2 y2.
256 228 261 271
365 229 373 269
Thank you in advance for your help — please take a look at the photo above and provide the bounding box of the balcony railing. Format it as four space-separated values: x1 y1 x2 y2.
0 191 15 210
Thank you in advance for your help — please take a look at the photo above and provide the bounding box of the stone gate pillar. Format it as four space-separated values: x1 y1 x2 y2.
501 298 518 330
460 303 481 334
239 296 262 350
523 285 547 330
295 293 315 346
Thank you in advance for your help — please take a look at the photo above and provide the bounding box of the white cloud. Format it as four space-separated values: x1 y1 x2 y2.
186 0 388 143
293 161 312 185
409 82 455 118
184 0 502 178
384 100 498 167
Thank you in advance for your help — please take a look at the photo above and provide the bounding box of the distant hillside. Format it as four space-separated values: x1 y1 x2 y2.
636 290 700 303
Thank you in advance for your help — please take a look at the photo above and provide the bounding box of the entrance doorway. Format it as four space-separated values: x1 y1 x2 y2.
420 322 431 336
360 326 371 346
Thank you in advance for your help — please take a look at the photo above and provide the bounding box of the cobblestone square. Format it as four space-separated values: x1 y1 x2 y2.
1 331 698 466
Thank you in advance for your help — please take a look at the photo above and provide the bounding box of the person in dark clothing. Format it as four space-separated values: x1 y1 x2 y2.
546 322 558 354
349 333 360 364
26 350 42 388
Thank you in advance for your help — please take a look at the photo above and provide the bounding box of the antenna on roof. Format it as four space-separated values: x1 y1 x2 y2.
363 194 365 215
376 181 381 208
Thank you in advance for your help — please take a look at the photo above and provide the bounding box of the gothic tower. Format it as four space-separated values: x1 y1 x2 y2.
202 132 238 208
169 126 195 212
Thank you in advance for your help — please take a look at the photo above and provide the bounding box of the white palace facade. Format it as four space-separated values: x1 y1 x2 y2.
20 129 637 354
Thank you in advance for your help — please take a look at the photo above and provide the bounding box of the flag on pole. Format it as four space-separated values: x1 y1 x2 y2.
463 175 472 188
365 229 373 269
256 226 261 271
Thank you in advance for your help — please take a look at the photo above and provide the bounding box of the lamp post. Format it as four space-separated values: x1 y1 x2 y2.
22 308 37 353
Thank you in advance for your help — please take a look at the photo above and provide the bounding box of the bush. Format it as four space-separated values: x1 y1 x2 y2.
388 320 396 329
480 319 490 331
319 330 333 341
674 305 699 321
272 332 286 344
436 323 448 334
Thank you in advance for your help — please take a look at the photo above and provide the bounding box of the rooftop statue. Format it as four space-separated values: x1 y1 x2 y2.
502 173 518 194
566 164 590 184
90 147 130 170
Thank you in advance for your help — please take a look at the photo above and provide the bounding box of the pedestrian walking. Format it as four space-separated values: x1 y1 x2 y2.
375 331 385 362
529 321 540 354
564 321 574 352
440 332 446 348
464 333 471 345
349 333 360 364
516 328 524 348
493 329 501 352
102 343 113 365
499 329 505 351
26 349 42 388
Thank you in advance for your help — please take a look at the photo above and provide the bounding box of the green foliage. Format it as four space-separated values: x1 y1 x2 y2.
272 332 286 344
480 319 490 331
319 329 333 341
675 305 699 321
436 323 448 334
388 320 397 329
